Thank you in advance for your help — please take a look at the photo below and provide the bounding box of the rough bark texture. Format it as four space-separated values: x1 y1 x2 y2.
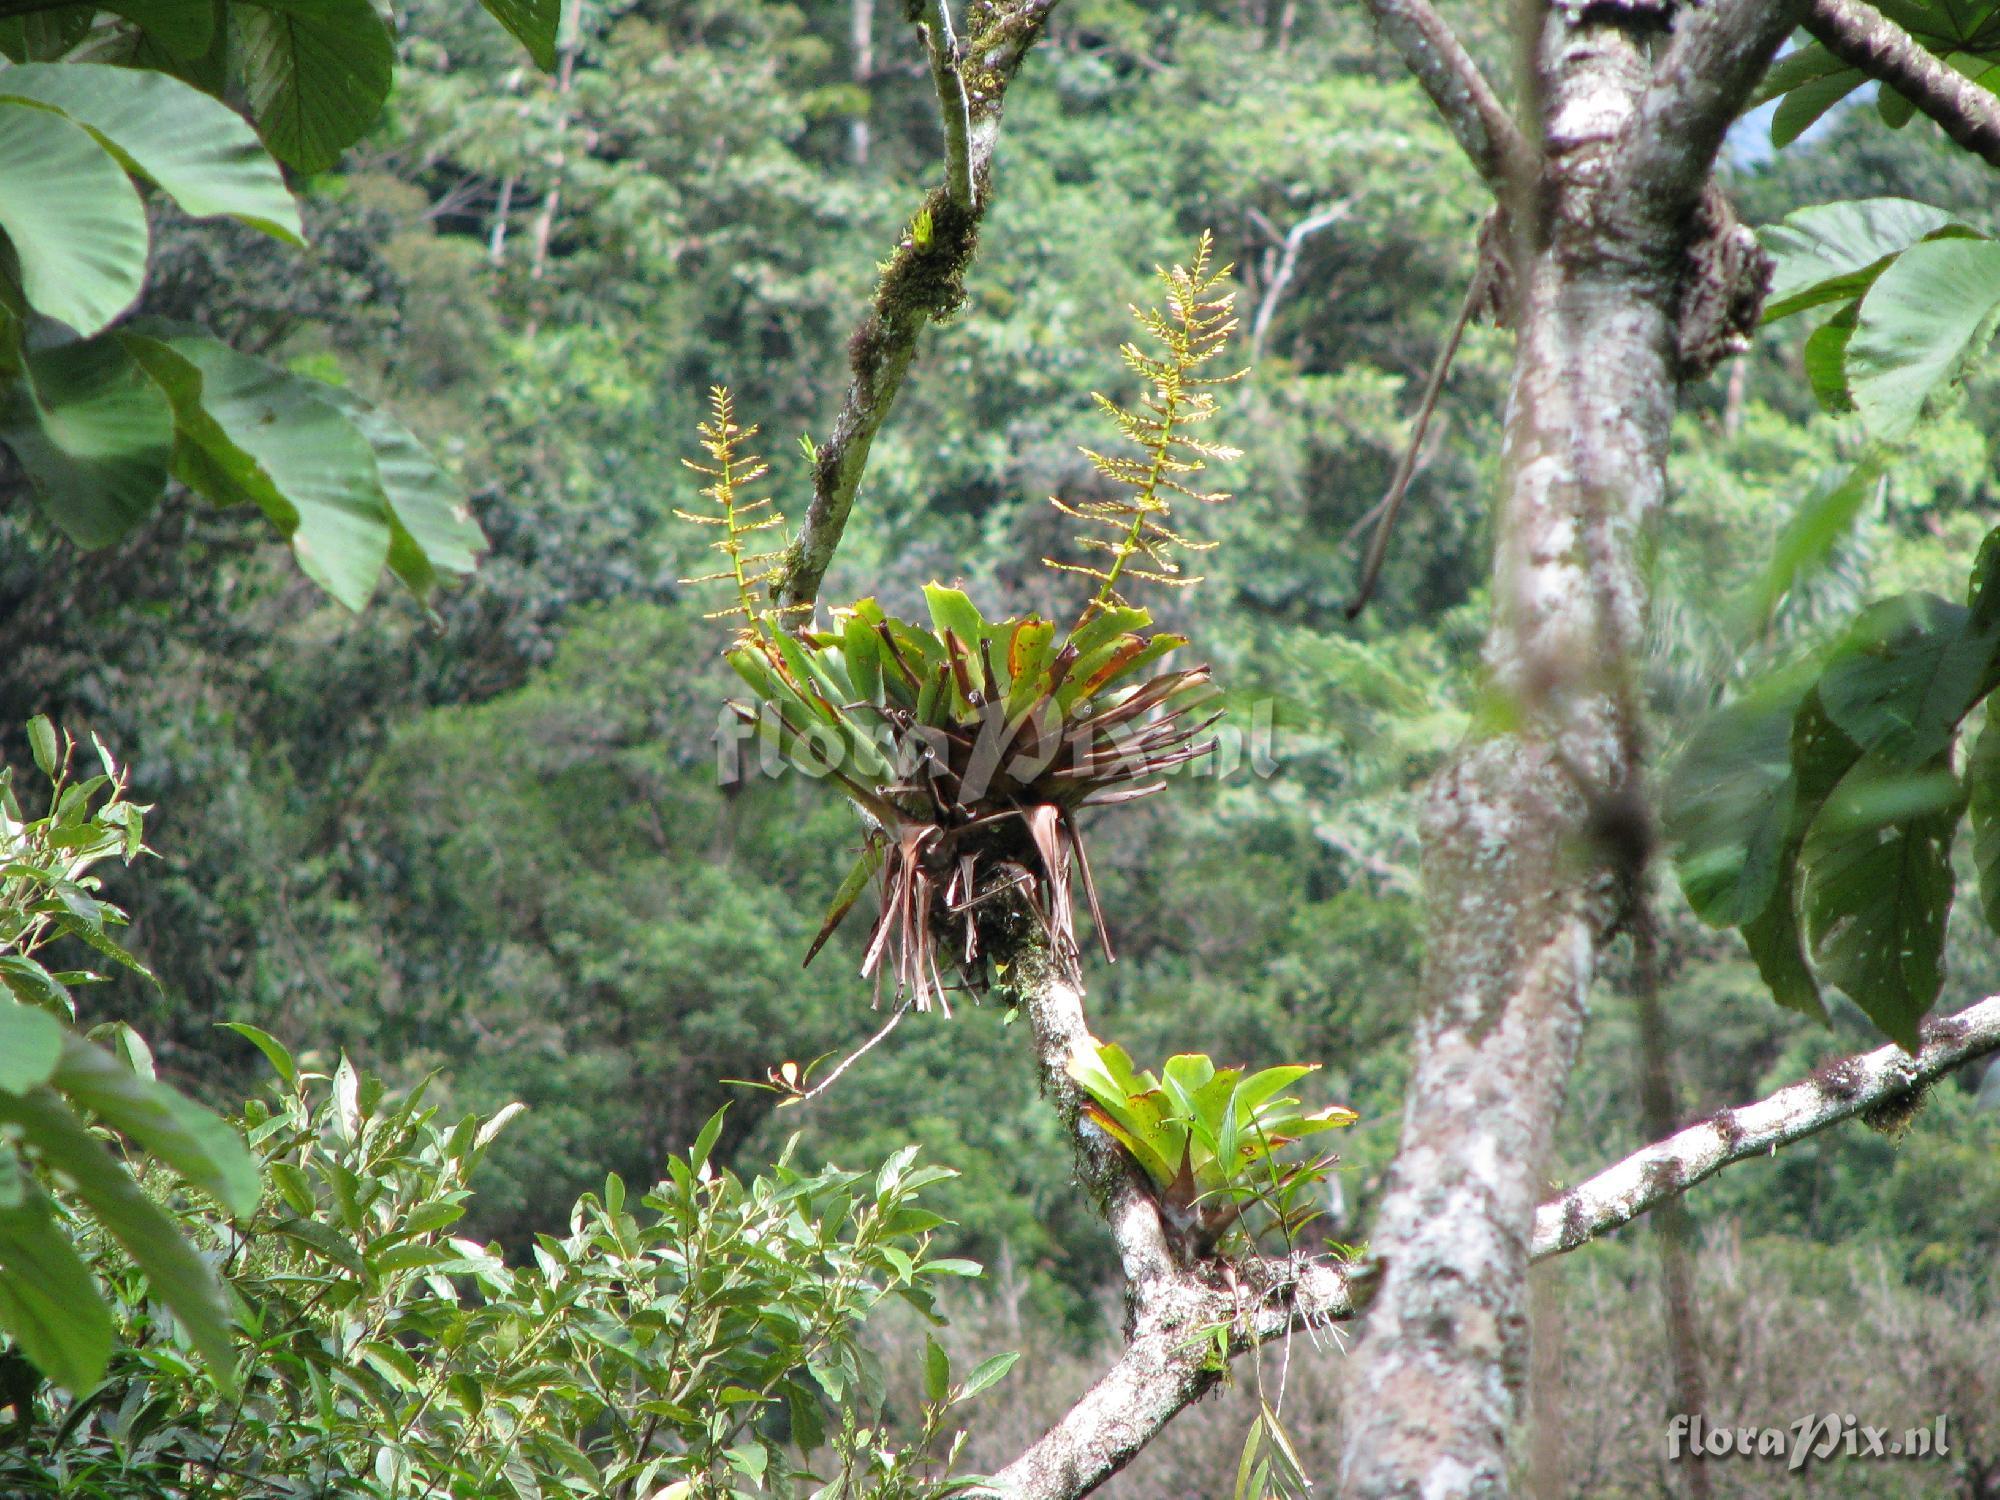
1534 994 2000 1255
1359 0 1534 191
1334 3 1801 1496
986 930 1366 1499
1806 0 2000 170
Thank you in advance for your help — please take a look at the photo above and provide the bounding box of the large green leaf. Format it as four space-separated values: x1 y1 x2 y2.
0 1171 112 1394
1741 875 1826 1024
1750 40 1847 109
321 394 485 595
479 0 563 70
1742 453 1884 628
1802 306 1857 414
1769 68 1865 151
1848 237 2000 439
0 8 95 63
0 334 173 547
233 0 395 174
0 1087 241 1386
1800 759 1960 1052
0 63 301 243
1729 687 1869 1028
1760 198 1971 322
1815 592 2000 767
0 97 146 335
100 0 217 57
1969 712 2000 935
1666 670 1813 928
124 331 392 609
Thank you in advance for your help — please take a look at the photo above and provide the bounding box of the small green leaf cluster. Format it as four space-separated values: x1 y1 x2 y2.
1064 1039 1356 1255
1755 7 2000 148
1 1035 1017 1499
0 719 260 1395
730 585 1214 1011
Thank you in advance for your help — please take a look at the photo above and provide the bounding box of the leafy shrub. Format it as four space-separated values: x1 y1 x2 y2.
0 719 258 1394
1 1033 1015 1499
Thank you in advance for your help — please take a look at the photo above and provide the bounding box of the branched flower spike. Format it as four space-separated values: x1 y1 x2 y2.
676 387 798 634
684 241 1239 1017
1046 231 1246 622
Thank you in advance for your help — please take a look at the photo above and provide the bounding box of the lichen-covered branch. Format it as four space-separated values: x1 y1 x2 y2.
1358 0 1535 194
1536 994 2000 1256
1805 0 2000 169
776 1 1062 611
985 994 2000 1500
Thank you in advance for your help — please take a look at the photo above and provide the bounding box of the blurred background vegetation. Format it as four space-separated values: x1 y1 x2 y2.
5 0 1998 1486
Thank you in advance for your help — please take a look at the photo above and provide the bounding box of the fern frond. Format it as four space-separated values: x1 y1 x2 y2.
1047 231 1247 626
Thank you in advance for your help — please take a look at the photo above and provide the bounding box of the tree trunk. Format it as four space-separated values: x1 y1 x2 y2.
1334 4 1794 1492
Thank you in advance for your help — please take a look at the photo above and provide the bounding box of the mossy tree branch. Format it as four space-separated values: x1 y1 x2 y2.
775 1 1064 612
1358 0 1535 197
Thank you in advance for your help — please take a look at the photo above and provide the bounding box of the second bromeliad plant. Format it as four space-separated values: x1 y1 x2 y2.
682 236 1353 1250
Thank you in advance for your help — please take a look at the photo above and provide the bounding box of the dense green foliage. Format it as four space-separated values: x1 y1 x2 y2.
3 0 2000 1490
1 1037 1009 1498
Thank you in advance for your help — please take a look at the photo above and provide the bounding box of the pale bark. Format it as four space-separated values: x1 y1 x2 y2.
850 0 875 167
527 46 578 283
1248 201 1356 362
1334 3 1801 1496
1535 994 2000 1255
984 988 2000 1500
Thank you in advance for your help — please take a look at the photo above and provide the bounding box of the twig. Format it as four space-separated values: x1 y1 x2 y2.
1805 0 2000 169
1248 200 1355 362
1344 234 1497 617
790 999 913 1106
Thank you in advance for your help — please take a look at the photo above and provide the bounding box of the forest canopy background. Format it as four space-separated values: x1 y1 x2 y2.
3 0 2000 1492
